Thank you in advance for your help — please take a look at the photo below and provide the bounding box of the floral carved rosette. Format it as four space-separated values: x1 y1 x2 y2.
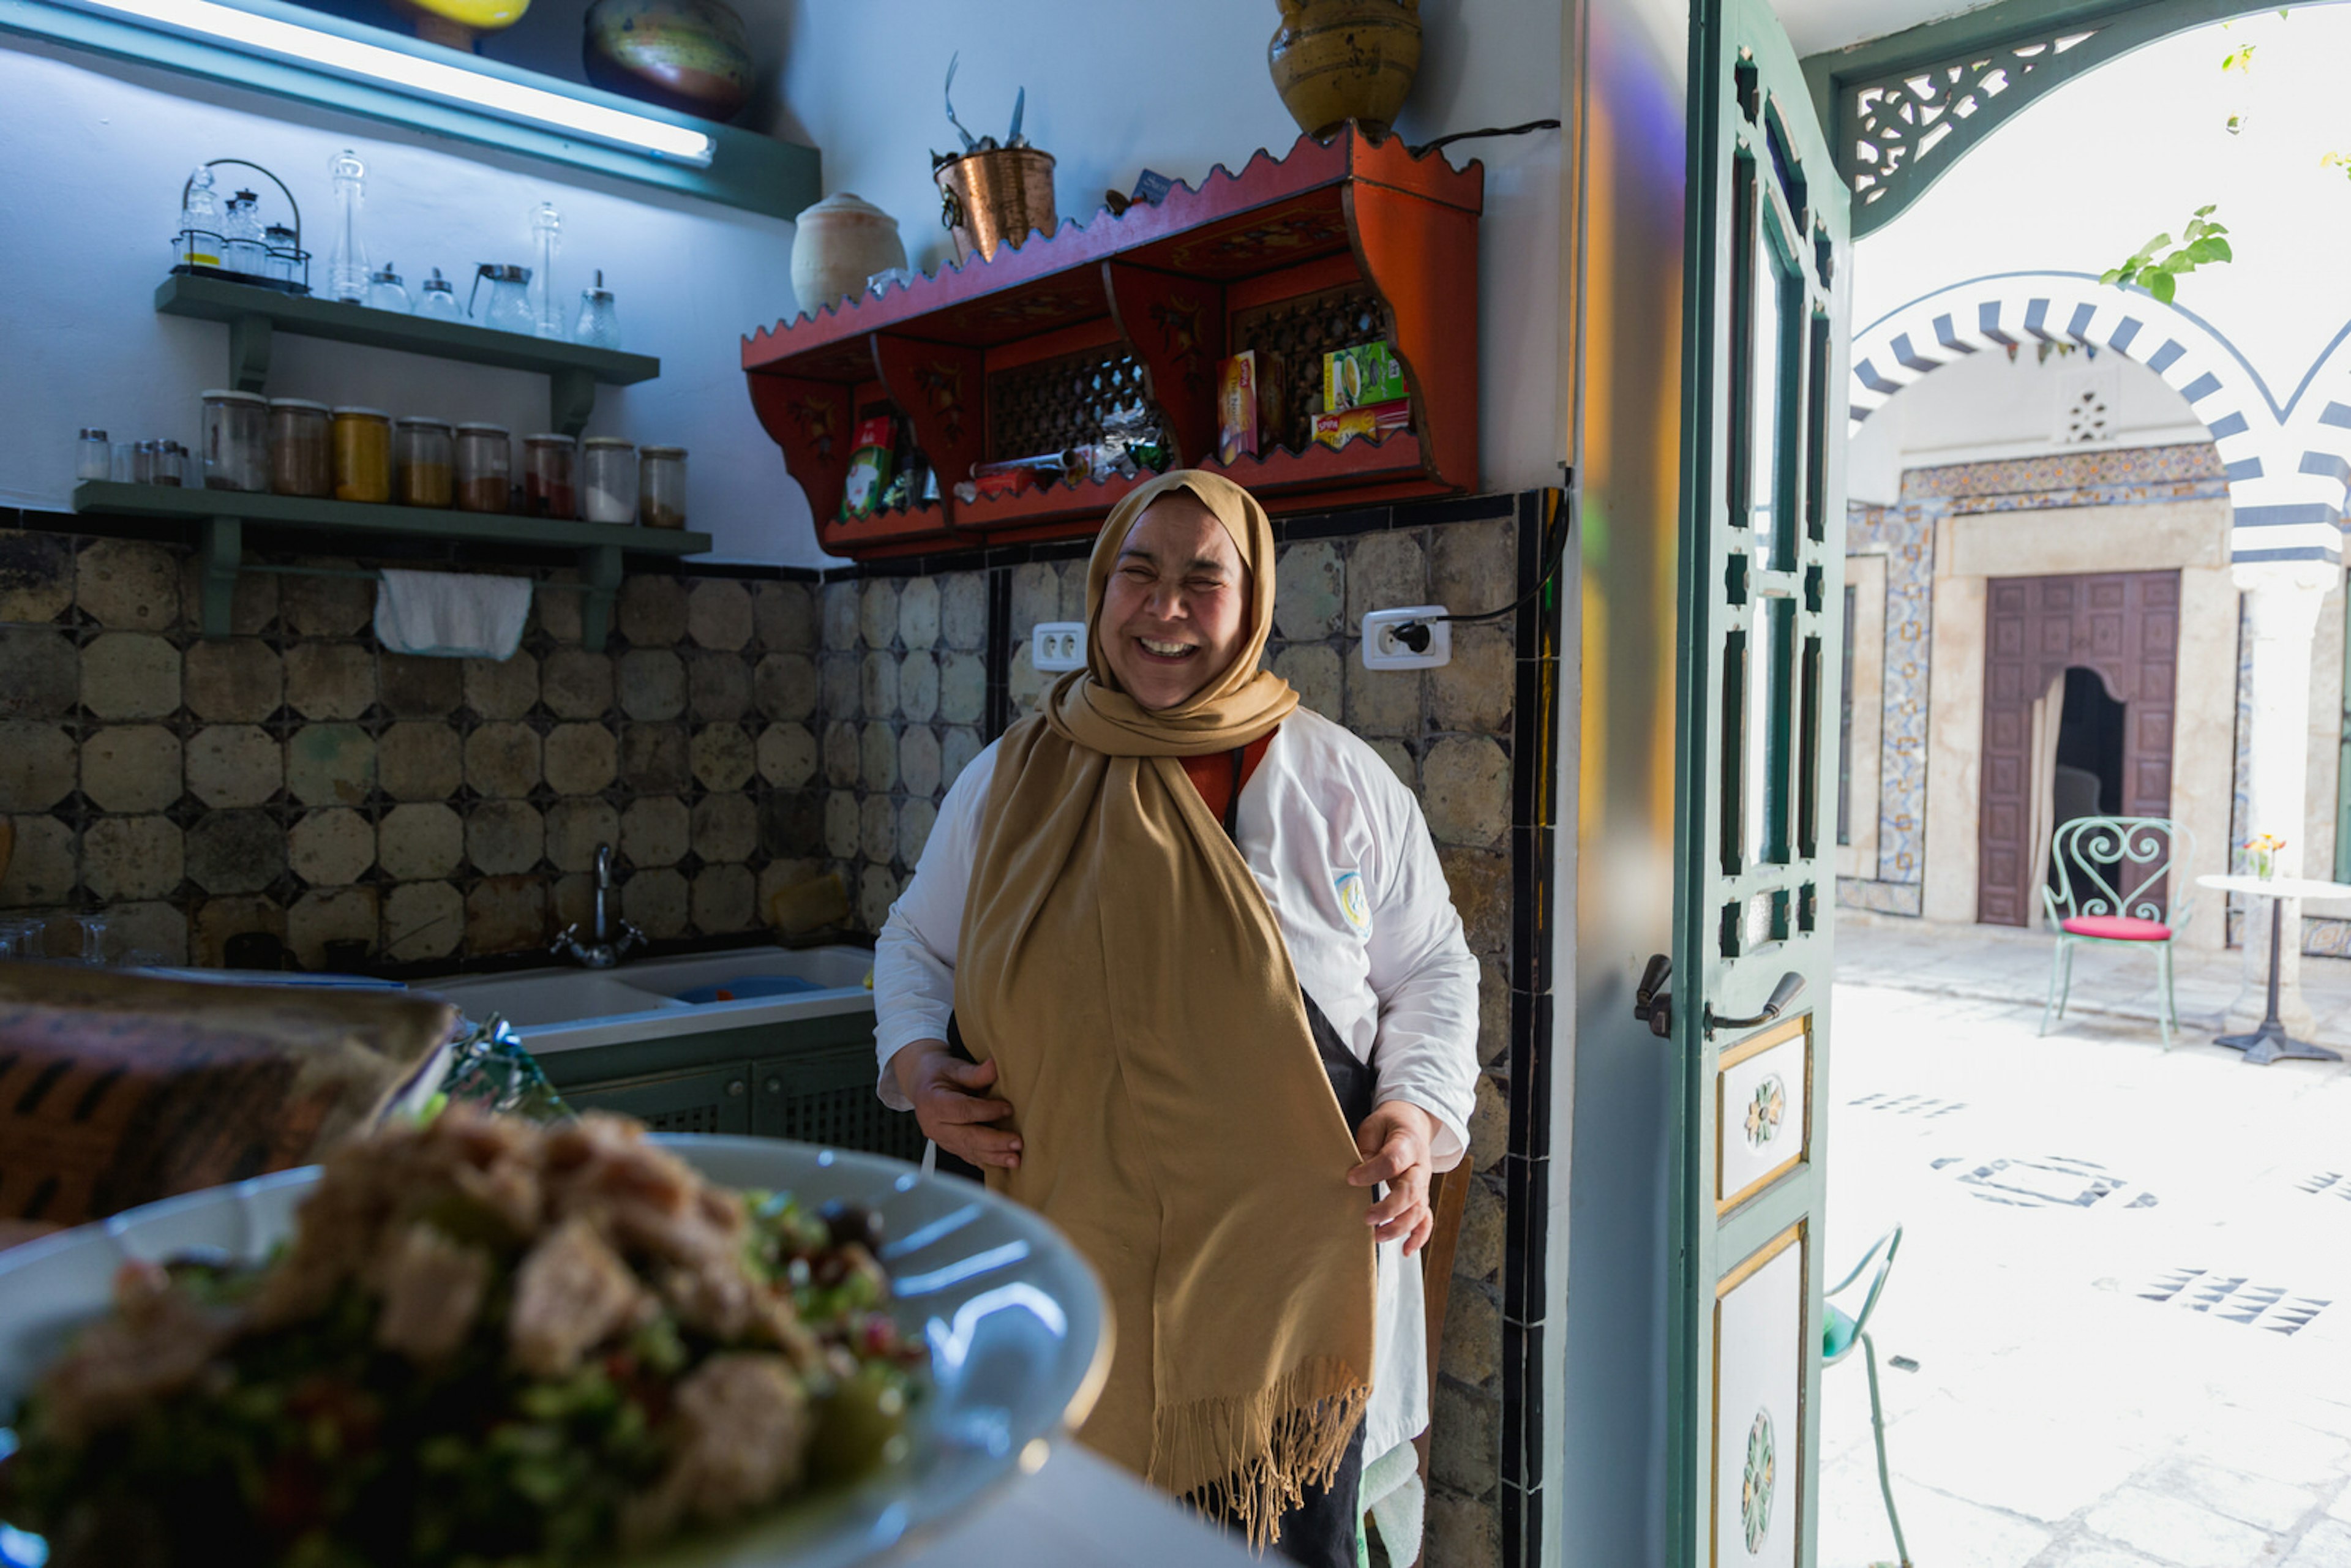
1744 1073 1787 1149
1741 1407 1777 1553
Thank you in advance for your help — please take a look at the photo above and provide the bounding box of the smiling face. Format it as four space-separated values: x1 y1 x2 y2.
1097 494 1253 711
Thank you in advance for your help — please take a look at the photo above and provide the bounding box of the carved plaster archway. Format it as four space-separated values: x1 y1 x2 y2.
1850 271 2347 567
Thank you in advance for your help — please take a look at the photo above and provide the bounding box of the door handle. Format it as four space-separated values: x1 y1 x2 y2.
1634 953 1673 1038
1704 971 1807 1037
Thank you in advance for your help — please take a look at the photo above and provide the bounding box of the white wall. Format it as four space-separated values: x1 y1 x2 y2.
0 34 824 565
2 0 1562 569
771 0 1566 498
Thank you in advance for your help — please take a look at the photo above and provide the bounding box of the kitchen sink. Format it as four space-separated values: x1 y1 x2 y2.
418 943 873 1054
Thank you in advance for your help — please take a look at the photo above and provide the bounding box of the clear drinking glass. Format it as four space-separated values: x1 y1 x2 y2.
0 915 47 961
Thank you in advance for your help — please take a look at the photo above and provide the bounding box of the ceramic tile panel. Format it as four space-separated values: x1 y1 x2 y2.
1900 442 2225 500
0 526 840 967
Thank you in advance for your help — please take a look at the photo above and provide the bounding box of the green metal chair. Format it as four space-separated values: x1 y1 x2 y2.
2039 816 2194 1049
1824 1225 1910 1568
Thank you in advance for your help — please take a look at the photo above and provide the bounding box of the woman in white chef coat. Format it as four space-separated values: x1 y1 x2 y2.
871 469 1479 1567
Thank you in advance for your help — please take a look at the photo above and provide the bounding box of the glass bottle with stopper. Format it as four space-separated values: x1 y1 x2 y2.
530 201 563 339
327 149 369 304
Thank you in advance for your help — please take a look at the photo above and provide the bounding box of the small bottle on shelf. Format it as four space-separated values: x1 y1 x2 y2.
76 429 110 482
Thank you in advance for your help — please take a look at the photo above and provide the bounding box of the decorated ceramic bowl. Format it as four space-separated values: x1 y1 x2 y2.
584 0 755 122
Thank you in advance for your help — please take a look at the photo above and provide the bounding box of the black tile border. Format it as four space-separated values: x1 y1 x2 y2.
1499 485 1567 1568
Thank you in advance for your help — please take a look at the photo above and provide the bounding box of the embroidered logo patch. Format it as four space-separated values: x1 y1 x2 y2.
1335 871 1371 934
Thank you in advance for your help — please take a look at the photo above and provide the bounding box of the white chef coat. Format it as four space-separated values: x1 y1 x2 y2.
871 705 1482 1467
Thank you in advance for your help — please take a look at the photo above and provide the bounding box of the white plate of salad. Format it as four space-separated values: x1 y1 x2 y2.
0 1113 1108 1568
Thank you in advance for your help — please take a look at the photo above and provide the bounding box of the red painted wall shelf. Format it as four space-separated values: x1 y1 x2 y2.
741 127 1483 561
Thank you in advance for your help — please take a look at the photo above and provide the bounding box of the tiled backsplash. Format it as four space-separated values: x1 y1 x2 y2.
0 522 828 970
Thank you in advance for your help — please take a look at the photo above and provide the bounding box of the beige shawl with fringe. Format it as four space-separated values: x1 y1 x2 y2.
952 470 1375 1546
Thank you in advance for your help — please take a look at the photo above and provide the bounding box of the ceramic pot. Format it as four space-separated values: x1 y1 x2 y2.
1267 0 1422 141
790 193 908 314
583 0 754 121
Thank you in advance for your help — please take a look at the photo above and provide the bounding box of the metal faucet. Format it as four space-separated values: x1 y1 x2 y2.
550 843 645 969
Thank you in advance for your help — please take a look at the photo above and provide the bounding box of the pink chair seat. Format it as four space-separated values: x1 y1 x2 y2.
2061 914 2172 942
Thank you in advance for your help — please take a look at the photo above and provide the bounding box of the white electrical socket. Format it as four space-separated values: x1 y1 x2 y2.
1360 605 1452 670
1032 621 1089 672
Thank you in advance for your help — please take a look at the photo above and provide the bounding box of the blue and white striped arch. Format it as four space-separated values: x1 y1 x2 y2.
1850 271 2349 567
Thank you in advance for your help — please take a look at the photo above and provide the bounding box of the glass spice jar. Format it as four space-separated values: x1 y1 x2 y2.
331 407 392 503
582 437 637 523
455 423 511 513
522 434 578 519
395 417 455 508
638 445 688 529
77 429 110 482
200 388 270 492
268 399 332 498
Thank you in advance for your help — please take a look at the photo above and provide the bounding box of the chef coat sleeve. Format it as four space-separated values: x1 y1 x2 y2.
870 741 997 1110
1363 775 1482 1171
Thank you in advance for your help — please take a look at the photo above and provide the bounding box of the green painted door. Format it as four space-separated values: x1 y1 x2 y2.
1673 1 1851 1564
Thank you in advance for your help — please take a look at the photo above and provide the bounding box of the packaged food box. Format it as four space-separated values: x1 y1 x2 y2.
1310 397 1411 451
1322 342 1409 413
1218 349 1289 465
839 415 895 519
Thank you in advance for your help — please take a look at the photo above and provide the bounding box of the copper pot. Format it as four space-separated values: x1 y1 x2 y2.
934 146 1057 266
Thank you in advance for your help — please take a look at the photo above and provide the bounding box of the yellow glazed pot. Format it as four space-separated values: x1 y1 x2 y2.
1267 0 1422 141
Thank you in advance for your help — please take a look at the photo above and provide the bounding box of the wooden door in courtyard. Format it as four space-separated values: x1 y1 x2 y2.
1978 571 2181 926
1673 0 1849 1562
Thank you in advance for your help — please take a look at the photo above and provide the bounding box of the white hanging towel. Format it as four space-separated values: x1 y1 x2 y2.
374 569 533 660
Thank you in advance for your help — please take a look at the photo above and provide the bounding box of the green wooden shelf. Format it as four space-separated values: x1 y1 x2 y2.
158 275 660 438
73 480 708 644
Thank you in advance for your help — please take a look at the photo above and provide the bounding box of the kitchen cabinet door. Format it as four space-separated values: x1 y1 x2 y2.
563 1063 752 1136
752 1046 924 1163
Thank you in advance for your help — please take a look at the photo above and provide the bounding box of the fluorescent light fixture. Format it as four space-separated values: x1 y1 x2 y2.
61 0 715 165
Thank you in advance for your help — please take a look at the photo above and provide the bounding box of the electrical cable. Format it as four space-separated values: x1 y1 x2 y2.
1439 484 1572 624
1378 487 1571 656
1408 118 1563 159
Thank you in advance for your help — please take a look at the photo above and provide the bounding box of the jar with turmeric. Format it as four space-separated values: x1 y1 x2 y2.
331 407 392 503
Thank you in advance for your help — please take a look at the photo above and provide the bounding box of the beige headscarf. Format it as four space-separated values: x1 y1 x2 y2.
953 471 1374 1545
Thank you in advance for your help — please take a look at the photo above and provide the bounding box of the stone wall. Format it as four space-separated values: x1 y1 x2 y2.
806 496 1532 1568
0 519 827 969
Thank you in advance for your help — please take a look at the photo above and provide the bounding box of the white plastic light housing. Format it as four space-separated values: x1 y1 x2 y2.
62 0 716 165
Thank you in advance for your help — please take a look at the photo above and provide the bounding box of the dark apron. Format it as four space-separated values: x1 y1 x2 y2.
937 745 1373 1176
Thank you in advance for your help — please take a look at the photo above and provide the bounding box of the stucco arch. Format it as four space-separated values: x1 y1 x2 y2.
1849 271 2345 566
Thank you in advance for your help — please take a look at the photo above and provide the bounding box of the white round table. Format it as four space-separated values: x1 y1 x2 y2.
2194 874 2351 1065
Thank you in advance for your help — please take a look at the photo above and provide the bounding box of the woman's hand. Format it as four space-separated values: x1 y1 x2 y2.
890 1039 1022 1171
1348 1100 1440 1256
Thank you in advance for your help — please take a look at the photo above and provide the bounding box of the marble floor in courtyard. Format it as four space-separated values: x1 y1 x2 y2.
1820 915 2351 1568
